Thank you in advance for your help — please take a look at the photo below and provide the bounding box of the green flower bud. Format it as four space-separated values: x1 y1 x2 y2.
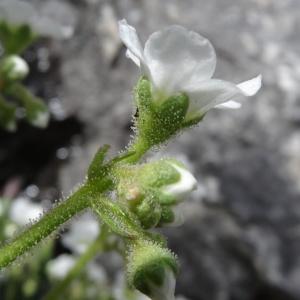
0 55 29 81
117 159 197 228
126 239 178 300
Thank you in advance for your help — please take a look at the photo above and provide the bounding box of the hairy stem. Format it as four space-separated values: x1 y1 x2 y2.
0 184 91 269
43 226 109 300
125 136 150 163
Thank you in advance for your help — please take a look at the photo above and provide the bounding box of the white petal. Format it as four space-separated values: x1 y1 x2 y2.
163 163 197 201
216 100 241 109
10 197 43 226
118 19 144 65
10 55 29 77
186 79 245 118
144 25 216 95
46 254 75 279
237 74 262 96
62 212 100 254
126 49 141 66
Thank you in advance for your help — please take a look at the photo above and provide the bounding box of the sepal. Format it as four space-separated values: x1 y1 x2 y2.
134 78 189 148
126 238 178 300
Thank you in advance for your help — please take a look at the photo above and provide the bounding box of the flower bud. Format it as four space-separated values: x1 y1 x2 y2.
126 239 178 300
117 159 197 229
0 55 29 81
137 159 197 205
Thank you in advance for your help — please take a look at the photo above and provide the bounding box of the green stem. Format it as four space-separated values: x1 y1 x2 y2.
5 82 36 106
0 93 16 130
43 226 109 300
0 184 91 269
125 136 150 164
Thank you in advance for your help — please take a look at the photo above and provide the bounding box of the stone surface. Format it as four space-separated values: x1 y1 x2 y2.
3 0 300 299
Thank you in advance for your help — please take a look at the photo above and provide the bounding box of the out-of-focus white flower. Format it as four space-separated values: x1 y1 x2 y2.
0 0 73 39
162 163 197 202
86 262 107 283
46 254 76 280
0 55 29 80
9 196 43 226
62 212 100 254
4 223 18 238
118 20 261 119
31 110 49 128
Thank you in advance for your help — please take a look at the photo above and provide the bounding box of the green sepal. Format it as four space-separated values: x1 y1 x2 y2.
126 239 178 297
134 77 152 110
158 206 175 225
135 196 162 229
92 197 143 238
0 22 37 55
154 92 189 136
182 113 206 128
110 150 136 164
138 159 180 189
134 77 189 148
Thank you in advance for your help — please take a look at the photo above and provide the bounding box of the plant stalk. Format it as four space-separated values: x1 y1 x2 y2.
0 184 91 269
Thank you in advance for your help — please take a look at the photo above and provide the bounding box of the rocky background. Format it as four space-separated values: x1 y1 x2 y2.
1 0 300 300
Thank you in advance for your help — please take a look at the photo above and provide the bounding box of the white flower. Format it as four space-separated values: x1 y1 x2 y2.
118 20 261 119
9 196 43 226
0 0 73 39
62 212 100 255
1 55 29 80
162 163 197 202
46 254 75 279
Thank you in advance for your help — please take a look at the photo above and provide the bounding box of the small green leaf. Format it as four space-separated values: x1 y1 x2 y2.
0 22 36 54
92 197 143 238
87 145 110 180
